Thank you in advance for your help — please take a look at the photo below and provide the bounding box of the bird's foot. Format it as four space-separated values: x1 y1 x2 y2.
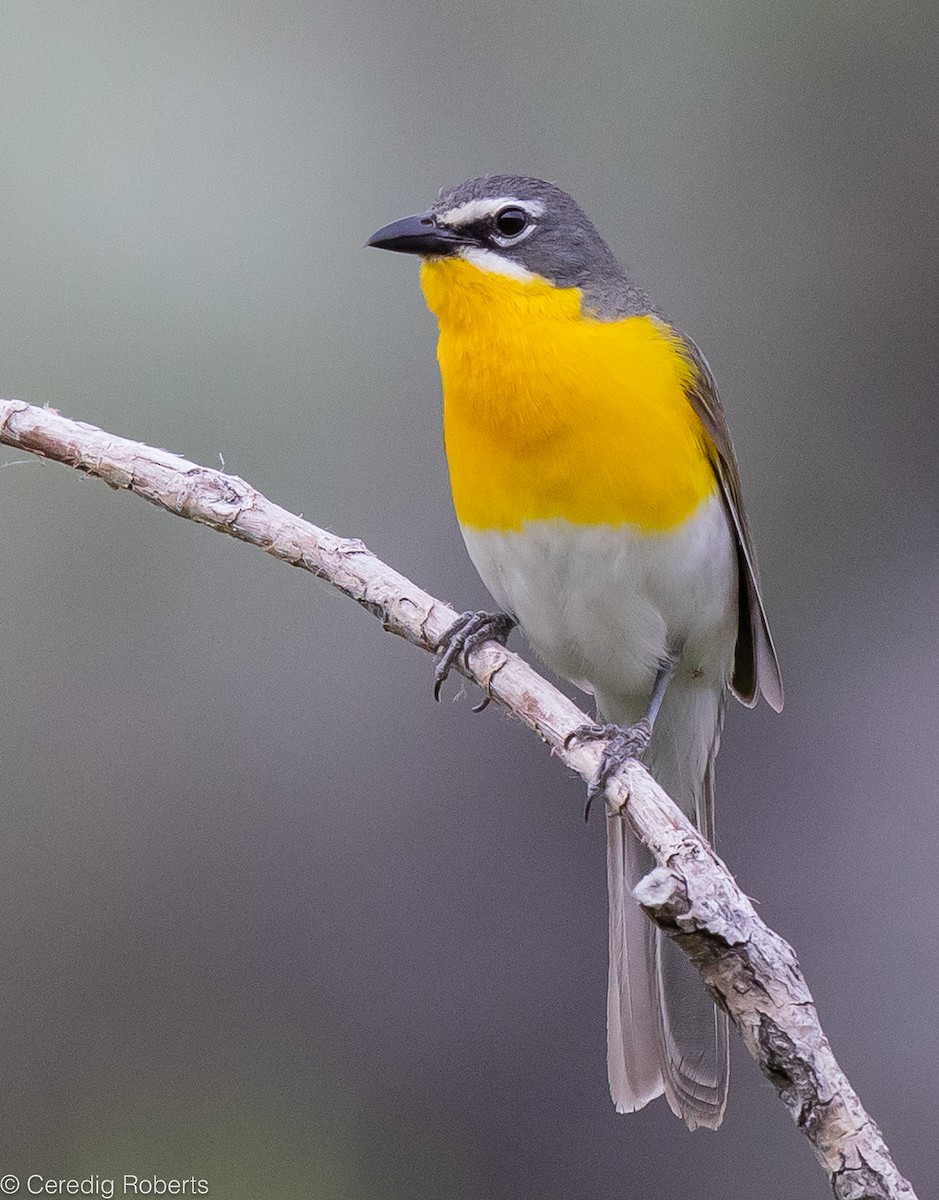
564 718 652 820
433 610 517 709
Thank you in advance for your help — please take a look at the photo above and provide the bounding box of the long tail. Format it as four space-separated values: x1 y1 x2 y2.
605 683 729 1130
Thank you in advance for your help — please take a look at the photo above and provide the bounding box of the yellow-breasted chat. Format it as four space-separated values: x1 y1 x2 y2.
368 175 783 1130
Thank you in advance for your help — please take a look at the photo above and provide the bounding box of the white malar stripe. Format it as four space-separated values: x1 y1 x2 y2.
440 195 546 227
459 246 538 281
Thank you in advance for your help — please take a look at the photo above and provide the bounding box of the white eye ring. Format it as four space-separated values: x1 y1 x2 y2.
491 205 536 247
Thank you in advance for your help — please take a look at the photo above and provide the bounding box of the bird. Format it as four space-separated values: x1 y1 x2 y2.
367 174 783 1130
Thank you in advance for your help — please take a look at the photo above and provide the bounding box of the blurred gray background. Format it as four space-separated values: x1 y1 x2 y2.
1 2 937 1196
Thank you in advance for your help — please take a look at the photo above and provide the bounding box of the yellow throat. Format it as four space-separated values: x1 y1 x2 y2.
420 257 718 534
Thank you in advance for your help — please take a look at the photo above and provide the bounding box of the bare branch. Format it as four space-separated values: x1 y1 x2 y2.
0 399 918 1199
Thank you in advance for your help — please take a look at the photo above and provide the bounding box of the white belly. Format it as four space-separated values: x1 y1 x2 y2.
460 493 738 722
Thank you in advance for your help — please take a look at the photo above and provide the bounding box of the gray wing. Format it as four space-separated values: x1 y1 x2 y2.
680 334 784 712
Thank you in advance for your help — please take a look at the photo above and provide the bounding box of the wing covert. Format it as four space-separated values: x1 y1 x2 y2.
678 334 784 712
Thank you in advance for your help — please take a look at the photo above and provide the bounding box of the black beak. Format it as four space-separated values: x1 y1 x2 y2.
366 212 469 257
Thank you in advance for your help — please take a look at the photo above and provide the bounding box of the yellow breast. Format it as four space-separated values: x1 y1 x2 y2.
420 257 718 533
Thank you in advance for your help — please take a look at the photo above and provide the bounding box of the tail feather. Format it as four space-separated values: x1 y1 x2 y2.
605 684 729 1130
606 813 663 1111
653 756 729 1130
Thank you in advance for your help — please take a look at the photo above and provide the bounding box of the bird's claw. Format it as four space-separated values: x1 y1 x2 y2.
433 610 516 702
565 719 653 821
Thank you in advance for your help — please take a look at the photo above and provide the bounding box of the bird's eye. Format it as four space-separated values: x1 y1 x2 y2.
494 207 529 238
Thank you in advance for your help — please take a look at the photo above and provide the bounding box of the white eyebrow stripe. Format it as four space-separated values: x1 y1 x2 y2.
440 196 545 227
458 246 538 281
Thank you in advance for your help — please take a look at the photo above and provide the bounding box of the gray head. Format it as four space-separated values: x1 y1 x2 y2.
368 174 651 319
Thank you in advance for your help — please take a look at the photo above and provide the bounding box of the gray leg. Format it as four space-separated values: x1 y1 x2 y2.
567 658 678 818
